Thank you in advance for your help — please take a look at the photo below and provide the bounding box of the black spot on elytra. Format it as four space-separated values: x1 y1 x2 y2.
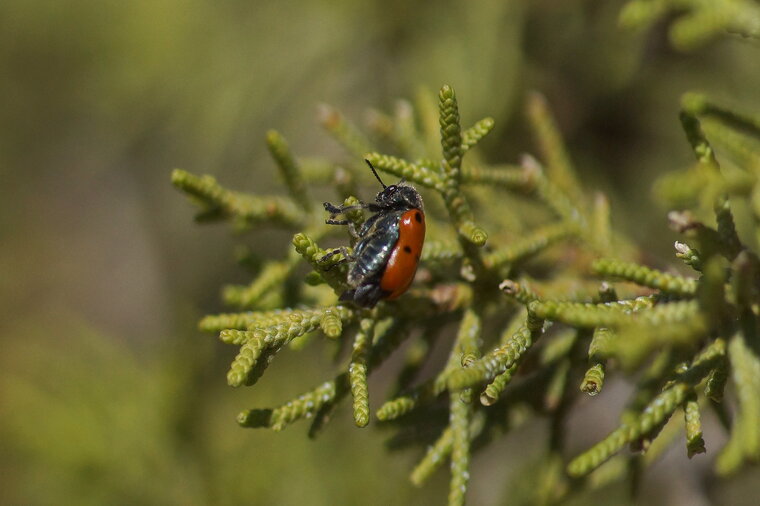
414 212 422 223
403 245 412 253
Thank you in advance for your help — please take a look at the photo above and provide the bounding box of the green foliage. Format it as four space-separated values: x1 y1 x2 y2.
9 1 760 504
174 77 760 504
621 0 760 50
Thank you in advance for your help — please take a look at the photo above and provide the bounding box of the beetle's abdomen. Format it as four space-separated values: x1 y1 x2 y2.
348 237 394 286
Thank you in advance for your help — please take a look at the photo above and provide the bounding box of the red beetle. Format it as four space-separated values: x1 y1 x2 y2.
323 160 425 308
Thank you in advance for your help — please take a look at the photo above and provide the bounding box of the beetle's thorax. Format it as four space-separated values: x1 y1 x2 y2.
374 182 423 211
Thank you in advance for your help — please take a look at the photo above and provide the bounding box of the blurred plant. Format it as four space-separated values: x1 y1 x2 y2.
620 0 760 50
174 81 760 504
0 319 208 506
0 316 422 506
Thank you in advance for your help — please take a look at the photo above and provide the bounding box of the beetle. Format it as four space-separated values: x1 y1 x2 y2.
322 160 425 308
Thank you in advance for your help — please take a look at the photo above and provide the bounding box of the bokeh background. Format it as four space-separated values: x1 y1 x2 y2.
2 1 759 504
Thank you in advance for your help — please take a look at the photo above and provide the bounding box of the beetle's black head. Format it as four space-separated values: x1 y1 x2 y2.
365 159 423 211
375 182 423 211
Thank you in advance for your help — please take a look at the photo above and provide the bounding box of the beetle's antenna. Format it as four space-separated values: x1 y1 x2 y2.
365 159 387 189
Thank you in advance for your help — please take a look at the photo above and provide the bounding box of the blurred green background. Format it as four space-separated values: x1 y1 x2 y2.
2 1 759 504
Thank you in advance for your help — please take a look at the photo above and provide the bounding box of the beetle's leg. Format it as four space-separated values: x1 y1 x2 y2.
319 246 354 271
322 260 348 272
324 201 369 229
319 248 343 262
347 222 359 239
323 202 367 215
323 202 345 215
326 218 350 226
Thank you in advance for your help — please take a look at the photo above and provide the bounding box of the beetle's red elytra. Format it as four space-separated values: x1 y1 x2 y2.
380 208 425 299
322 160 425 308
